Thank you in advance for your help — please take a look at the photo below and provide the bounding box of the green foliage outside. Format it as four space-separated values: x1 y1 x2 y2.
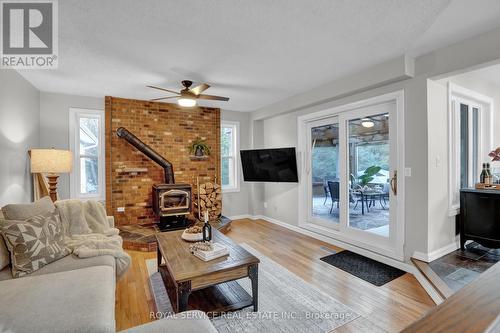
358 165 382 186
221 128 232 186
312 143 389 183
356 143 389 173
312 146 338 181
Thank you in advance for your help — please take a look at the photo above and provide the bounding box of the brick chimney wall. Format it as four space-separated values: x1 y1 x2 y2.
105 96 220 226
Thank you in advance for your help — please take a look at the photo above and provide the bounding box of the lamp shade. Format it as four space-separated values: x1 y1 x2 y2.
30 149 73 174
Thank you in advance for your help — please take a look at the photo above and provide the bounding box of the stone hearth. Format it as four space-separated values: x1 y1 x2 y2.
119 224 159 252
118 217 233 252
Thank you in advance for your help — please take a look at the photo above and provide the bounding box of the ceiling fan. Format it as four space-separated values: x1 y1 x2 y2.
147 80 229 107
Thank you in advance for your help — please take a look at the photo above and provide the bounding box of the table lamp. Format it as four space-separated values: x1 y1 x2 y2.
30 149 73 202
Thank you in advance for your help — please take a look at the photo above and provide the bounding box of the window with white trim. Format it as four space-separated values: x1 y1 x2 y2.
69 108 105 200
221 121 240 192
448 83 493 215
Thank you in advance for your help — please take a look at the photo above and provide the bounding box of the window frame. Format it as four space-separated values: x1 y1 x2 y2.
448 83 494 216
221 120 240 193
69 108 105 201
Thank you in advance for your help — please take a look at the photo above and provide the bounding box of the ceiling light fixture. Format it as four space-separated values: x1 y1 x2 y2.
361 118 374 128
177 98 197 107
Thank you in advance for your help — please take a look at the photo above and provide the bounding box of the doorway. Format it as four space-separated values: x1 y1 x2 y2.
298 91 405 260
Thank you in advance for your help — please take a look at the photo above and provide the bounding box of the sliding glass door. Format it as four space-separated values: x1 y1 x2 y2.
344 104 398 250
307 117 340 229
298 92 403 260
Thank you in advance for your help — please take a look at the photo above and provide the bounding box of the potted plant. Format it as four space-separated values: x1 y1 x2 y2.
358 165 382 187
188 137 211 157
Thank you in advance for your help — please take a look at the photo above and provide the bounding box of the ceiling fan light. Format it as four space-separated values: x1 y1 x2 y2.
178 98 197 107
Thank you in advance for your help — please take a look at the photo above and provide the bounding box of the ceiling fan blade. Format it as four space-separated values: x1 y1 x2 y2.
146 85 180 95
197 94 229 101
189 83 210 95
150 96 178 101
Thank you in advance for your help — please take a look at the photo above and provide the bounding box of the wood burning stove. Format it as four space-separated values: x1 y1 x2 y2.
153 184 192 217
117 127 191 231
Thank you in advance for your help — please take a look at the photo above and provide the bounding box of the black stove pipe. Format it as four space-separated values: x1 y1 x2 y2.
116 127 175 184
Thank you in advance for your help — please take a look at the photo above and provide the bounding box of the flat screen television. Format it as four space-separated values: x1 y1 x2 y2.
240 148 298 182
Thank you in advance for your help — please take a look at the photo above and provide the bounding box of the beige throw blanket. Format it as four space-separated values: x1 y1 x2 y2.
55 200 131 279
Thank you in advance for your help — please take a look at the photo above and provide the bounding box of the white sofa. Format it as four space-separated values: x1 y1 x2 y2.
0 198 217 333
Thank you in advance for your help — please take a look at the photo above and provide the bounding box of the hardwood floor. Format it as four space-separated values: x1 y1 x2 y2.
115 219 434 332
115 249 156 331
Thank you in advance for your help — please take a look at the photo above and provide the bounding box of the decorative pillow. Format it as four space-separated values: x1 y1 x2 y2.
0 212 70 277
1 196 55 221
0 210 10 270
0 235 9 271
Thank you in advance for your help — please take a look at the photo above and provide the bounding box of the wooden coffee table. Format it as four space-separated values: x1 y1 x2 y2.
156 229 259 315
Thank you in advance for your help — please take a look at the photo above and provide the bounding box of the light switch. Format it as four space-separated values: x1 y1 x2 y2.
404 167 412 177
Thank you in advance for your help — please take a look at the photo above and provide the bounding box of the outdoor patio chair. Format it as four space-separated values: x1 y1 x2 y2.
327 181 340 213
323 181 330 205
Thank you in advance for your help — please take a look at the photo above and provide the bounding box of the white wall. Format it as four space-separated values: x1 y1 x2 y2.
39 92 104 199
441 71 500 148
425 67 500 256
247 26 500 262
0 70 40 206
220 110 252 218
426 79 457 255
253 77 429 261
261 113 301 225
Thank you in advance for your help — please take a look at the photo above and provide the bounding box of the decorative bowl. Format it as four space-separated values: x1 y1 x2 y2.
181 230 203 242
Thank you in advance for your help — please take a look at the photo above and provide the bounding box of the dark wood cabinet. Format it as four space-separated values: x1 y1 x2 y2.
459 189 500 250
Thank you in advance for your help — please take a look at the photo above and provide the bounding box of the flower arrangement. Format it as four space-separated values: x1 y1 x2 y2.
489 147 500 162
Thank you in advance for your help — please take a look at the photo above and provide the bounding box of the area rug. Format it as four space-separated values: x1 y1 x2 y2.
146 243 359 333
320 250 405 286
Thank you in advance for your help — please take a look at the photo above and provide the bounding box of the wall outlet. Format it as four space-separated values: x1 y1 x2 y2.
263 202 268 209
117 207 125 212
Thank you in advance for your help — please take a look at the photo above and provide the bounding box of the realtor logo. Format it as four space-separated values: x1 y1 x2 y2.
1 0 58 68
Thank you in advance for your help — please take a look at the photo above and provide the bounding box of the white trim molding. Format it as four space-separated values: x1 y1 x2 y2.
225 214 253 221
447 83 494 216
252 214 412 272
248 214 441 304
296 90 406 261
413 239 460 263
221 120 241 193
69 107 105 201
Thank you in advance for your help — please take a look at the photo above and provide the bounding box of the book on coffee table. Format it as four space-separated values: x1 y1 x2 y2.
156 229 259 314
193 243 229 261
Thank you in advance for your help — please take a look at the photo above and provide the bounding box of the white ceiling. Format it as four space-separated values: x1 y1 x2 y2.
17 0 500 111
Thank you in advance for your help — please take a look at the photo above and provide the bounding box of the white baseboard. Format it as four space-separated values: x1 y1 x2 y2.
250 215 414 273
413 240 459 263
225 214 253 221
247 214 446 304
411 268 444 304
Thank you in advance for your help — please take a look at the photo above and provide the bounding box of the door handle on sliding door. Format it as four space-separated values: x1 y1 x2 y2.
390 170 397 196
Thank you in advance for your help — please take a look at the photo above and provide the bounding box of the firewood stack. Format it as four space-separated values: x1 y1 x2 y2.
193 180 222 221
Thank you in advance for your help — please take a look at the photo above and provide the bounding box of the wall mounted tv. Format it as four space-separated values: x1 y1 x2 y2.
240 148 298 183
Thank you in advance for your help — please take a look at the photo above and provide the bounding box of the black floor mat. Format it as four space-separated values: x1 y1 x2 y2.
320 250 406 286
